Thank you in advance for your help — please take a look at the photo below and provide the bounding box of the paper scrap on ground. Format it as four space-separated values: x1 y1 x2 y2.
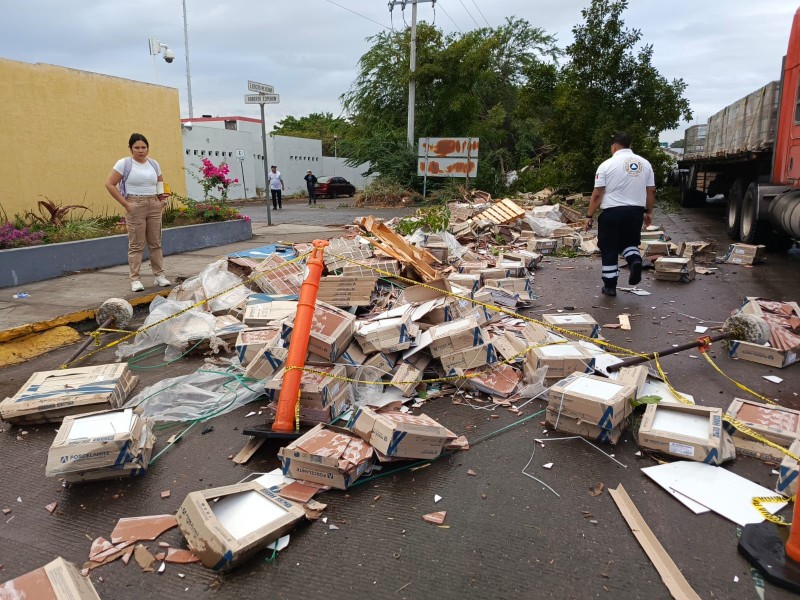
763 375 783 384
694 326 708 334
642 465 709 514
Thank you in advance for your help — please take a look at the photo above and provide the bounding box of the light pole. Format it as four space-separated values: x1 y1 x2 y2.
181 0 194 119
333 134 338 175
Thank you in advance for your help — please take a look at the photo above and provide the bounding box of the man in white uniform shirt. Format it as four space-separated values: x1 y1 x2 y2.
585 132 656 297
268 165 284 210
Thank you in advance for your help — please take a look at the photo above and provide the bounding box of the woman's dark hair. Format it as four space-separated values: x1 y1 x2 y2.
128 133 149 148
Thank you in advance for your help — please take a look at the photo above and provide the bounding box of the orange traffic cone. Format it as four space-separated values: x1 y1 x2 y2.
786 498 800 564
272 240 329 433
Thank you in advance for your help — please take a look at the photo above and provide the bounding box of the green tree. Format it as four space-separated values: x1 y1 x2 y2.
272 112 350 155
341 19 559 193
541 0 692 189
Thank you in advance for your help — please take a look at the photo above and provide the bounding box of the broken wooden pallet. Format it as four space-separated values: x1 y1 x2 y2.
355 216 439 282
470 199 525 225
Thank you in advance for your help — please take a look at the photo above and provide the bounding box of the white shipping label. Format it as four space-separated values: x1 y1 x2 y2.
669 442 695 457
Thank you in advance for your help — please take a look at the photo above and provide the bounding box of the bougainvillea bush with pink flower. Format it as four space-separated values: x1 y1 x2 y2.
196 159 239 201
0 222 45 249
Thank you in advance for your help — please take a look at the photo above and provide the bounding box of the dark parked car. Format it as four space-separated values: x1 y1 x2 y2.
315 176 355 198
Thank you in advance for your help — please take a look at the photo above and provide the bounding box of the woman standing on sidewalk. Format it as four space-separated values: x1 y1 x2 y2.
105 133 171 292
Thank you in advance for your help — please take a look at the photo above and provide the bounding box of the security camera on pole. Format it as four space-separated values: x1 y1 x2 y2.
148 37 175 83
245 81 280 226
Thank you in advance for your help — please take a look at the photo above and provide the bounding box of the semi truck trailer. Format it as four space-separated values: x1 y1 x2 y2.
677 7 800 251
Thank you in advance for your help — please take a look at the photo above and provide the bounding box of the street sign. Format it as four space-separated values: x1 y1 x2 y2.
417 157 478 177
236 149 245 158
248 80 274 94
244 93 280 104
418 137 479 158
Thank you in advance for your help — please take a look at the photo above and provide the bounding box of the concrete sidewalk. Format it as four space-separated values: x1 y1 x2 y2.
0 223 343 341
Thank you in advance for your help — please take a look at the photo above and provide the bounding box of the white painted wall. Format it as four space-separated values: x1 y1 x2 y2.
180 118 372 200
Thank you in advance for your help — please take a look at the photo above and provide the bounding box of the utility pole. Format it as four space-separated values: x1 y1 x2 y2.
388 0 436 148
182 0 194 119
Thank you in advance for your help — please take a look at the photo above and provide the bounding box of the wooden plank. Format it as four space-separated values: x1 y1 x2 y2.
357 217 439 282
608 485 702 600
618 313 631 331
233 436 266 465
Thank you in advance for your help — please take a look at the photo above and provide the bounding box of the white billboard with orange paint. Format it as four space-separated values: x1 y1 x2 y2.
418 137 479 178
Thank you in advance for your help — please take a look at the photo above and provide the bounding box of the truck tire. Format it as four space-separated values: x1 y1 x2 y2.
739 182 766 244
726 179 746 239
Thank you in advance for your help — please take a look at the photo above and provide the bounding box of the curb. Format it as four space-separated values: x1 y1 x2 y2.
0 290 168 345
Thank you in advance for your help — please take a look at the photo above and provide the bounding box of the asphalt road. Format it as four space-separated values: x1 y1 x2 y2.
232 196 413 227
0 202 798 599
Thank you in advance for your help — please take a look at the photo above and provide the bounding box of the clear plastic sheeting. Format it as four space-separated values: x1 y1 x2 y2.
523 215 564 237
124 367 265 422
115 296 216 361
406 229 468 260
173 258 250 314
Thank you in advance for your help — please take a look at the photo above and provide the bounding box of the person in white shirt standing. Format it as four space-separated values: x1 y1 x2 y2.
105 133 171 292
585 132 656 297
268 165 284 210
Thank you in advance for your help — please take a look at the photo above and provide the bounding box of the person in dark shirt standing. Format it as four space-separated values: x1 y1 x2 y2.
305 169 318 205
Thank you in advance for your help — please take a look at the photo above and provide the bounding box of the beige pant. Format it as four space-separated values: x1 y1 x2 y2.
126 195 165 281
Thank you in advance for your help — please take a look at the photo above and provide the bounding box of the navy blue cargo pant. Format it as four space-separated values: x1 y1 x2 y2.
597 206 645 289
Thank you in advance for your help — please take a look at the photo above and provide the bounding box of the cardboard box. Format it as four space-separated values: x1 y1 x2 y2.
282 301 356 361
427 318 485 358
527 238 558 254
542 313 600 338
640 229 667 242
439 341 498 374
613 365 649 398
447 272 481 293
176 481 305 571
251 254 304 295
278 424 375 489
679 241 716 264
243 301 297 326
267 383 352 426
346 406 455 459
264 364 347 408
389 361 424 396
340 258 401 277
0 363 138 425
724 243 766 265
493 258 527 278
654 257 696 282
499 250 542 269
473 286 527 309
638 403 735 465
45 408 155 483
548 373 635 431
355 316 417 354
235 326 283 366
545 407 626 444
641 241 671 256
724 398 800 461
317 276 376 307
728 340 799 368
492 277 532 295
527 343 597 379
244 343 288 380
0 557 101 599
777 439 800 497
466 363 521 397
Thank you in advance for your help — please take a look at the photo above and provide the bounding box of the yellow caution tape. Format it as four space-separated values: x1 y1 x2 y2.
752 495 794 526
60 251 312 369
702 352 777 405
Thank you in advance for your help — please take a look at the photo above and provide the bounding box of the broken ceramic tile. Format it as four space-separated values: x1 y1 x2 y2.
422 511 447 525
110 515 178 544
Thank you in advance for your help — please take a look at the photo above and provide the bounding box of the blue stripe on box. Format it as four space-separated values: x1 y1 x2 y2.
590 325 600 338
237 345 247 364
703 449 719 464
399 324 410 344
387 431 408 455
114 441 132 467
728 341 740 357
347 408 362 430
597 406 615 431
778 467 798 492
472 328 483 346
212 550 234 571
280 457 291 475
584 358 596 373
485 344 498 364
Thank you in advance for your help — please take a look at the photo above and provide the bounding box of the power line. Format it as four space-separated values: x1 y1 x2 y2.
438 1 463 33
457 0 480 28
322 0 390 30
469 0 490 27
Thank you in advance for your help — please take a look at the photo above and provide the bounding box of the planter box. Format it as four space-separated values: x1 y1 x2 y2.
0 219 252 288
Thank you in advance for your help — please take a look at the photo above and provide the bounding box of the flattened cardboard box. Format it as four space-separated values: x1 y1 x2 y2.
355 316 417 354
777 439 800 497
278 424 375 489
527 343 596 379
638 403 735 465
724 243 766 265
542 313 600 338
0 363 138 425
427 318 485 358
347 406 456 459
545 407 626 444
46 408 155 482
0 557 101 600
264 364 347 408
235 326 283 366
724 398 800 461
176 481 305 571
548 373 635 431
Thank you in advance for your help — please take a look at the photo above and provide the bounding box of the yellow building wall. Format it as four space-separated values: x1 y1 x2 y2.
0 58 186 219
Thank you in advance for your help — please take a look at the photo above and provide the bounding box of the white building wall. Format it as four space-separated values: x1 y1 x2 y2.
180 118 372 199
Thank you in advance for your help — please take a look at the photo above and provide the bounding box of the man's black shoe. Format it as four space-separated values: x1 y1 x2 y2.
602 285 617 297
629 261 642 286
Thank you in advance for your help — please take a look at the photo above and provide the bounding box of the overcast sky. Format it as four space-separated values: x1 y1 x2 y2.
2 0 797 142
